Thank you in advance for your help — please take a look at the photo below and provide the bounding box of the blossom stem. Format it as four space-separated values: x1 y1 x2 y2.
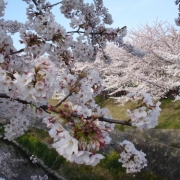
10 49 24 55
71 113 132 126
54 91 73 108
99 117 132 126
0 93 49 113
47 2 62 8
32 0 38 6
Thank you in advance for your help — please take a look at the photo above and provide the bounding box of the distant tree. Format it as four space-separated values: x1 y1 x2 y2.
76 21 180 103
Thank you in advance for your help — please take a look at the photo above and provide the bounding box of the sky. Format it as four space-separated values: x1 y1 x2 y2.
3 0 179 50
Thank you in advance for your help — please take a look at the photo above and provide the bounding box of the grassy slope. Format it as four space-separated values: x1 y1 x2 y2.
156 98 180 129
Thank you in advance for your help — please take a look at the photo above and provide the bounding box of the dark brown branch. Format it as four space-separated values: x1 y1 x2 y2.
98 117 132 126
67 30 85 34
0 93 49 113
47 2 62 8
71 113 132 126
55 91 73 108
67 31 118 36
31 0 61 9
10 48 24 55
0 93 132 126
32 0 38 6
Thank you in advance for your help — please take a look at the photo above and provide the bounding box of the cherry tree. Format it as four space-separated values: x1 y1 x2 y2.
76 21 180 103
0 0 162 176
74 42 146 103
175 0 180 26
127 21 180 100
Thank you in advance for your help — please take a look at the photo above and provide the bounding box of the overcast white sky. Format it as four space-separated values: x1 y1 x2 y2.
3 0 179 49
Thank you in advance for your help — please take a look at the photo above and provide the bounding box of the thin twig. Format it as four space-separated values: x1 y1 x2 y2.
67 30 85 34
46 1 62 8
55 91 73 108
10 49 24 55
71 113 132 126
32 0 38 6
98 117 132 126
0 93 49 113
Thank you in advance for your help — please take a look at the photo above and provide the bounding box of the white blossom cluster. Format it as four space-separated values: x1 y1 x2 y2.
43 118 104 166
31 174 48 180
26 6 67 40
118 140 147 173
42 67 114 165
0 57 57 106
103 13 113 25
72 36 94 61
0 98 31 140
0 19 26 34
126 92 161 129
0 27 15 56
30 155 38 164
175 0 180 26
60 0 82 17
70 14 85 29
0 0 6 17
57 68 104 115
4 116 29 141
19 0 127 65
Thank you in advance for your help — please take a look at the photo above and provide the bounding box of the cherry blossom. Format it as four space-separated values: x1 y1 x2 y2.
126 92 161 129
118 140 147 173
30 155 38 164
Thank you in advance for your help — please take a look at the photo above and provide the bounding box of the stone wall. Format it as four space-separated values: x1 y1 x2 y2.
0 139 58 180
107 130 180 180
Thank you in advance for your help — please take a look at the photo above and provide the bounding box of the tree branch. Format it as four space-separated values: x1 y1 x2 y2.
0 93 49 113
55 91 73 108
71 113 132 126
10 48 24 55
0 93 133 126
47 2 62 8
98 117 132 126
32 0 38 6
67 30 85 34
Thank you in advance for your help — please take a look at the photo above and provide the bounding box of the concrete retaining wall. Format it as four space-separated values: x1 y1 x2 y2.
107 130 180 180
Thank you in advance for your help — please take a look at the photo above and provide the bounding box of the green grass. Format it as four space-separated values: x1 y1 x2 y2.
95 96 180 129
155 98 180 129
15 128 165 180
0 124 5 135
16 129 65 169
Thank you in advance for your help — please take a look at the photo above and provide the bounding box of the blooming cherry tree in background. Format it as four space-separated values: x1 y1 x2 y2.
76 21 180 103
128 21 180 99
1 0 176 177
